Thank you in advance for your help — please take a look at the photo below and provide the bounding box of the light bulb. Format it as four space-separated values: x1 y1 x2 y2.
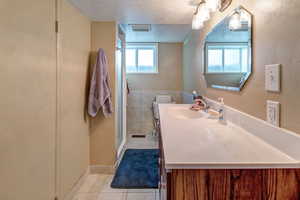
206 0 220 12
198 3 210 22
229 12 241 30
192 13 204 30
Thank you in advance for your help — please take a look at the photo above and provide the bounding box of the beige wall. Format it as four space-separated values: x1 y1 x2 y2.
0 1 57 199
183 0 300 134
127 43 183 91
127 43 183 135
59 0 91 198
90 22 117 166
0 1 92 199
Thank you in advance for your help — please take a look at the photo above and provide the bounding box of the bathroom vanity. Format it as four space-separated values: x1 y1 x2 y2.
158 104 300 200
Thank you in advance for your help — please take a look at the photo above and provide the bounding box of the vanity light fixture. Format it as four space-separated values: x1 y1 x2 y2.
192 0 221 30
192 13 204 30
207 0 221 12
198 3 211 22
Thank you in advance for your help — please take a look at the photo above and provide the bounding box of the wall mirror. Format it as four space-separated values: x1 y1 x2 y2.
203 6 252 91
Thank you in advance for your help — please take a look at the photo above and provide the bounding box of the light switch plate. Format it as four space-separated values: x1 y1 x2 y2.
266 100 280 127
265 64 281 92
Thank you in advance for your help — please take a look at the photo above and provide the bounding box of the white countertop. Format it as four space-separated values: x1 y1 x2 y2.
158 104 300 169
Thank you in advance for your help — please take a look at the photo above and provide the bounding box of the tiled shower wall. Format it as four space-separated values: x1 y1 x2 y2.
127 90 182 135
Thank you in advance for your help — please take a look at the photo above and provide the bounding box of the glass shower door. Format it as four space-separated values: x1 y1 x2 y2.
116 29 126 158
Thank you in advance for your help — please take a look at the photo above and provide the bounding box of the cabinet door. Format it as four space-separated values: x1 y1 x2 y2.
0 1 57 199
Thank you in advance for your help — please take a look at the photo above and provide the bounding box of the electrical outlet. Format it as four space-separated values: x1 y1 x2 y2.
266 101 280 127
265 64 281 92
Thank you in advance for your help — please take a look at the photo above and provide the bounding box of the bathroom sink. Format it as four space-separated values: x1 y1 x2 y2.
167 107 207 119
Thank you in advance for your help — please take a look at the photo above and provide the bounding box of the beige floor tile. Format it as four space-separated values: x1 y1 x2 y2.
93 174 114 193
78 174 111 194
155 190 160 200
98 192 126 200
77 174 99 193
126 192 156 200
100 176 128 193
73 193 99 200
127 189 157 193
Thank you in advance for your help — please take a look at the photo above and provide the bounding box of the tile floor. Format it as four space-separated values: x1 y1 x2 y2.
73 174 159 200
125 134 158 149
73 134 159 200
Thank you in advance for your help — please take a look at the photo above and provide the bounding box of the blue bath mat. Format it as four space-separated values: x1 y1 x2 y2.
111 149 159 189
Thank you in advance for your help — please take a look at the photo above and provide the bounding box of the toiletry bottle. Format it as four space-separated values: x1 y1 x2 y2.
192 91 198 100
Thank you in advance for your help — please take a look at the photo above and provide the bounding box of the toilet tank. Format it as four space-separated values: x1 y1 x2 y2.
153 95 175 119
155 95 172 104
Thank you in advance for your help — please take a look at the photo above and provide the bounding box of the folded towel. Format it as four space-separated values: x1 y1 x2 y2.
88 48 113 117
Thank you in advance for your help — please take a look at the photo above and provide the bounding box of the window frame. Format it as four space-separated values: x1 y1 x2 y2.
204 42 249 74
126 43 158 74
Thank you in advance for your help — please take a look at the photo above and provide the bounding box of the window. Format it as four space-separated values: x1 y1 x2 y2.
206 43 249 73
126 43 158 73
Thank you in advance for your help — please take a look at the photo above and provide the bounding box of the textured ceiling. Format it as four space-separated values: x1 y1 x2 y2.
68 0 195 24
68 0 195 42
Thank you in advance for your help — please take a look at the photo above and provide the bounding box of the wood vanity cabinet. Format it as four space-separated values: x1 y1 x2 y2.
158 129 300 200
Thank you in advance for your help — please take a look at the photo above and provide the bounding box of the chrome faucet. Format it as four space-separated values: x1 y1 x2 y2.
218 98 225 121
218 108 224 121
199 99 209 112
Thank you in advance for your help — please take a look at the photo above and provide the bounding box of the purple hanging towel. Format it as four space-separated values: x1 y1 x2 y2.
88 48 113 117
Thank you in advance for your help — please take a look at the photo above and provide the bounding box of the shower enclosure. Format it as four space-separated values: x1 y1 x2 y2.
116 25 127 159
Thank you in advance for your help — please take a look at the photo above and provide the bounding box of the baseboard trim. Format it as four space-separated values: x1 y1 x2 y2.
90 165 115 174
63 167 90 200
